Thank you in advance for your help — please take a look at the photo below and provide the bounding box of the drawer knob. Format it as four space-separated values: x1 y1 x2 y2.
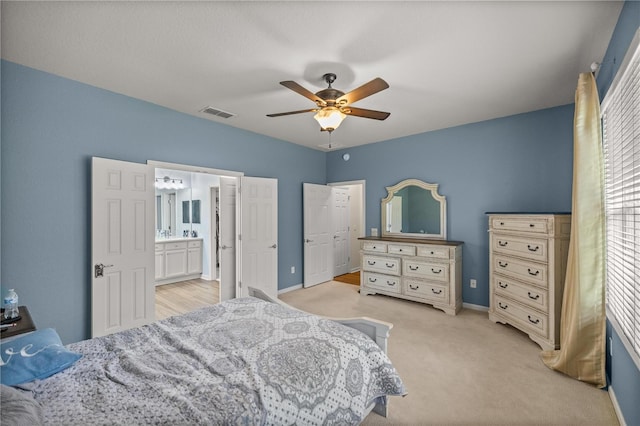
528 315 540 324
432 289 442 295
528 292 540 300
409 265 419 271
386 263 395 268
431 268 442 274
498 261 508 268
498 302 508 310
498 282 508 289
369 278 377 283
527 268 540 276
498 241 508 247
500 222 505 225
368 260 376 265
430 251 434 255
409 284 419 290
387 281 396 286
527 245 540 252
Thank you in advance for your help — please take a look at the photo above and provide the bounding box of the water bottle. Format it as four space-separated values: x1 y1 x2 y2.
3 289 19 320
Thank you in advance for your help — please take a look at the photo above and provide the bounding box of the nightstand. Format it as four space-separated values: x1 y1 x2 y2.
0 306 36 339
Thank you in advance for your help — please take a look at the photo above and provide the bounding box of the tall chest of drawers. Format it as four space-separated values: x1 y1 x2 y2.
487 213 571 350
359 236 463 315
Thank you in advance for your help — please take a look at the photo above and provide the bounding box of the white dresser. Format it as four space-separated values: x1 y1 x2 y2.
359 236 463 315
487 213 571 350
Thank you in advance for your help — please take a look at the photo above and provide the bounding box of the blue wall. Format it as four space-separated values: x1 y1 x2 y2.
327 105 574 307
597 2 640 425
1 60 325 344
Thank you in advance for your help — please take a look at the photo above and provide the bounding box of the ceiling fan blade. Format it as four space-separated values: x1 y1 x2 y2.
266 108 317 118
280 81 326 106
337 78 389 105
343 107 390 121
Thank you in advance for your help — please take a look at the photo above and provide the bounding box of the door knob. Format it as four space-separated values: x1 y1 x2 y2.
270 244 277 249
220 245 233 249
94 263 114 278
305 239 313 243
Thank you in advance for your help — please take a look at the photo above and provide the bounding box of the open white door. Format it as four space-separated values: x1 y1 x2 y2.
219 177 237 301
332 187 350 277
303 183 333 287
91 157 155 337
238 176 278 298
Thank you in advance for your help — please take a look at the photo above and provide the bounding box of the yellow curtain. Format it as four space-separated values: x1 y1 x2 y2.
540 73 606 388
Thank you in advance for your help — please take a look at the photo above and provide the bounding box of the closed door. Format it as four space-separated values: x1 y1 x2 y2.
91 157 155 338
303 183 333 287
332 187 350 277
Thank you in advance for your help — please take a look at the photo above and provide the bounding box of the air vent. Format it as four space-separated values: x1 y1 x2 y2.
200 106 236 119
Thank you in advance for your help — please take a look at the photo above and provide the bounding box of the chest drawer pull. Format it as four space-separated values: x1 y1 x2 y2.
432 288 442 294
529 223 535 227
387 281 396 286
368 277 377 283
431 268 442 274
527 245 540 252
498 261 508 268
498 241 508 247
367 260 376 265
430 251 435 255
409 265 419 271
527 268 540 276
386 263 395 268
498 302 508 310
528 292 540 300
409 284 419 290
498 281 508 289
528 315 540 324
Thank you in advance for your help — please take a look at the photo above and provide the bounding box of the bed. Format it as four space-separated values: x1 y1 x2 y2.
1 288 406 425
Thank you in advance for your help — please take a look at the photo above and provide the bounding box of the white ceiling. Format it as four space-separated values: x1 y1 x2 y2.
1 1 623 151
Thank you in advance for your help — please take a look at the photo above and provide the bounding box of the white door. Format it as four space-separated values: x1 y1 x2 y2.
303 183 333 287
238 176 278 298
219 177 237 301
332 187 350 277
389 196 403 232
91 157 155 338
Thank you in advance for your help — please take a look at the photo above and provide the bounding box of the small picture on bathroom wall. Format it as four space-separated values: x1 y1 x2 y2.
182 201 190 223
192 200 201 224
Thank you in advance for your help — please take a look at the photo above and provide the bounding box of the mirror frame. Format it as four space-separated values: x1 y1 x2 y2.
381 178 447 240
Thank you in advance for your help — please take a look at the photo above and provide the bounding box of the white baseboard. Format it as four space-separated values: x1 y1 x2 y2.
608 385 627 426
463 303 489 312
278 284 303 294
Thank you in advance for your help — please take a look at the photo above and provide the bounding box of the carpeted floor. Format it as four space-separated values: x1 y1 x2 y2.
280 281 619 426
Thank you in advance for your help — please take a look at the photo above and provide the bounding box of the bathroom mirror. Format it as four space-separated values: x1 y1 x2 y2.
381 178 447 240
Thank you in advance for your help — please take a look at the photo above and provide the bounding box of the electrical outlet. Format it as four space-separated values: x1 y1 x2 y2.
291 266 295 274
470 279 477 288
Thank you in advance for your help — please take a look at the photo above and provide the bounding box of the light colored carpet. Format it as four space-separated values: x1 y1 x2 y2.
280 281 619 426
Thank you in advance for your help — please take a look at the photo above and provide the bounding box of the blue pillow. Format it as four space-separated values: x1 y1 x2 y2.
0 328 81 386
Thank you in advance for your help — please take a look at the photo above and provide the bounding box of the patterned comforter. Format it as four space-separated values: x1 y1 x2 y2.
31 297 406 425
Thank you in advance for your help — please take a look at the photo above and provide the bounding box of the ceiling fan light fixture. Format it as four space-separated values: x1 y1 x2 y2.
314 107 346 132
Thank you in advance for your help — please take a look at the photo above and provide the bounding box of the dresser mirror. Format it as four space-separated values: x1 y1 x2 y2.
381 179 447 239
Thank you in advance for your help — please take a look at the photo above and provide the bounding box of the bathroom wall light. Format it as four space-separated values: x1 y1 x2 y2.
155 176 184 190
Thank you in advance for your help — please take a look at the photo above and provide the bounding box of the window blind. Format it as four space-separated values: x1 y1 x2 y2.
602 29 640 363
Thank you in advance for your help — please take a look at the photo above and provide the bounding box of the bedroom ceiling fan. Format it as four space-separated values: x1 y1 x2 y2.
267 73 390 133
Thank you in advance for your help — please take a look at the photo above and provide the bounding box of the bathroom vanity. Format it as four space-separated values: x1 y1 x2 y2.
155 237 203 285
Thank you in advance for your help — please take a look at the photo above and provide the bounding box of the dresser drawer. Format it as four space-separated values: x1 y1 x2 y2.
494 295 548 338
494 276 548 312
362 242 387 253
188 240 202 248
416 245 450 259
404 279 449 303
493 255 547 287
491 216 549 235
155 243 165 251
403 260 448 283
492 234 548 263
362 255 400 276
363 272 401 294
388 244 416 256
